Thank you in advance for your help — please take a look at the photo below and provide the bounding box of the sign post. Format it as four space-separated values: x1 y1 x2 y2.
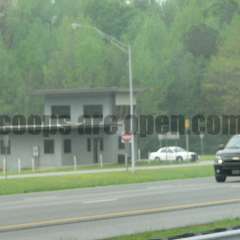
121 133 133 172
200 133 205 155
3 157 6 178
3 135 9 179
32 146 39 170
125 144 129 171
99 153 103 168
73 155 77 171
185 118 190 152
17 158 21 174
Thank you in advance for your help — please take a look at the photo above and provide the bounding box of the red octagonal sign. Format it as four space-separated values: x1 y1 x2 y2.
121 133 132 143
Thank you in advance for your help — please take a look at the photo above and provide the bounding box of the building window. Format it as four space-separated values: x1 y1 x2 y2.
63 139 72 154
83 105 103 119
44 139 54 154
0 139 11 155
99 138 104 151
115 106 130 119
87 138 91 152
51 105 71 121
118 136 125 150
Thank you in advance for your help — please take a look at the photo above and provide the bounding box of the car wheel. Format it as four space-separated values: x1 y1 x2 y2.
215 175 226 183
176 156 183 162
155 157 160 161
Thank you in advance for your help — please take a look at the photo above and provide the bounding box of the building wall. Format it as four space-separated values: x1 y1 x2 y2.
0 133 63 171
62 131 118 166
0 92 139 171
44 94 115 123
115 92 137 106
0 130 120 171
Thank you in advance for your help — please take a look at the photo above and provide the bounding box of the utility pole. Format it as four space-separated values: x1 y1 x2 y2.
71 23 136 172
128 45 135 172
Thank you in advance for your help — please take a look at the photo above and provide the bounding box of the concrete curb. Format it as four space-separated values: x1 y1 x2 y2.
152 227 240 240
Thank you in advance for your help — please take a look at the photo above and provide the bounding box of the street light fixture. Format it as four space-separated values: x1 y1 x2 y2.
71 22 136 172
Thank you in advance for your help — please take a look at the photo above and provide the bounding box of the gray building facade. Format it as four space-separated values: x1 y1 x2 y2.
0 88 138 170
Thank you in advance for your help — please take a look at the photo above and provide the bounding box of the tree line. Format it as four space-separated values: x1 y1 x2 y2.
0 0 239 153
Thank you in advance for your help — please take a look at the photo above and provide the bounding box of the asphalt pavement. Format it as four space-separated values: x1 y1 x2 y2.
0 176 240 240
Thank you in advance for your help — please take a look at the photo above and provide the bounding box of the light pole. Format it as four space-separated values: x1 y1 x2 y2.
71 23 136 172
200 133 204 156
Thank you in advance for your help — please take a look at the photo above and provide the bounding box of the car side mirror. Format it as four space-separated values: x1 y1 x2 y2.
218 144 225 150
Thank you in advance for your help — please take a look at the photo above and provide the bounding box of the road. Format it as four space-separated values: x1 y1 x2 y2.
0 177 240 240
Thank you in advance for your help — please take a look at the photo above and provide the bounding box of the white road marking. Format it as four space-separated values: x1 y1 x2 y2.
0 183 229 210
0 185 227 211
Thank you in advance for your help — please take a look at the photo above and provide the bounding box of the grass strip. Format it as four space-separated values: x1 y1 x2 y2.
109 218 240 240
0 165 213 196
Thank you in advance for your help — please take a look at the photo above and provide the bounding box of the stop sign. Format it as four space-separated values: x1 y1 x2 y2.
121 133 132 143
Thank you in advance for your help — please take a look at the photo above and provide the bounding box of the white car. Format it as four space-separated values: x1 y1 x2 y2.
149 146 198 162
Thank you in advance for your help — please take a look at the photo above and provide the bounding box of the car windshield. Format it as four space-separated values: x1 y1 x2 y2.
175 147 186 152
225 136 240 149
159 148 166 152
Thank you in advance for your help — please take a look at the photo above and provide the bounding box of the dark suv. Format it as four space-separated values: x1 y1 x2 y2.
214 135 240 182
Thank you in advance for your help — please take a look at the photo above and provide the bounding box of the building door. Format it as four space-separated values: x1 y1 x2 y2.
93 138 99 163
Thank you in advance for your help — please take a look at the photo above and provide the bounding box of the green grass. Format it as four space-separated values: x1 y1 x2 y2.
109 218 240 240
0 165 213 196
0 159 209 176
137 159 198 165
200 155 215 161
0 163 121 176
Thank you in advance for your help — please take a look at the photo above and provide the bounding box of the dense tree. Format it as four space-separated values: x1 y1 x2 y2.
0 0 239 153
184 24 218 58
203 15 240 114
84 0 137 38
204 0 239 27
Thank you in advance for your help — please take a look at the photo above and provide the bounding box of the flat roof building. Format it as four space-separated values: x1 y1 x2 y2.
0 88 140 170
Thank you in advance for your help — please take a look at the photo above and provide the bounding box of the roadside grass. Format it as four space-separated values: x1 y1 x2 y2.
0 158 210 176
137 159 198 165
200 155 215 161
108 218 240 240
0 163 121 176
0 165 213 196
